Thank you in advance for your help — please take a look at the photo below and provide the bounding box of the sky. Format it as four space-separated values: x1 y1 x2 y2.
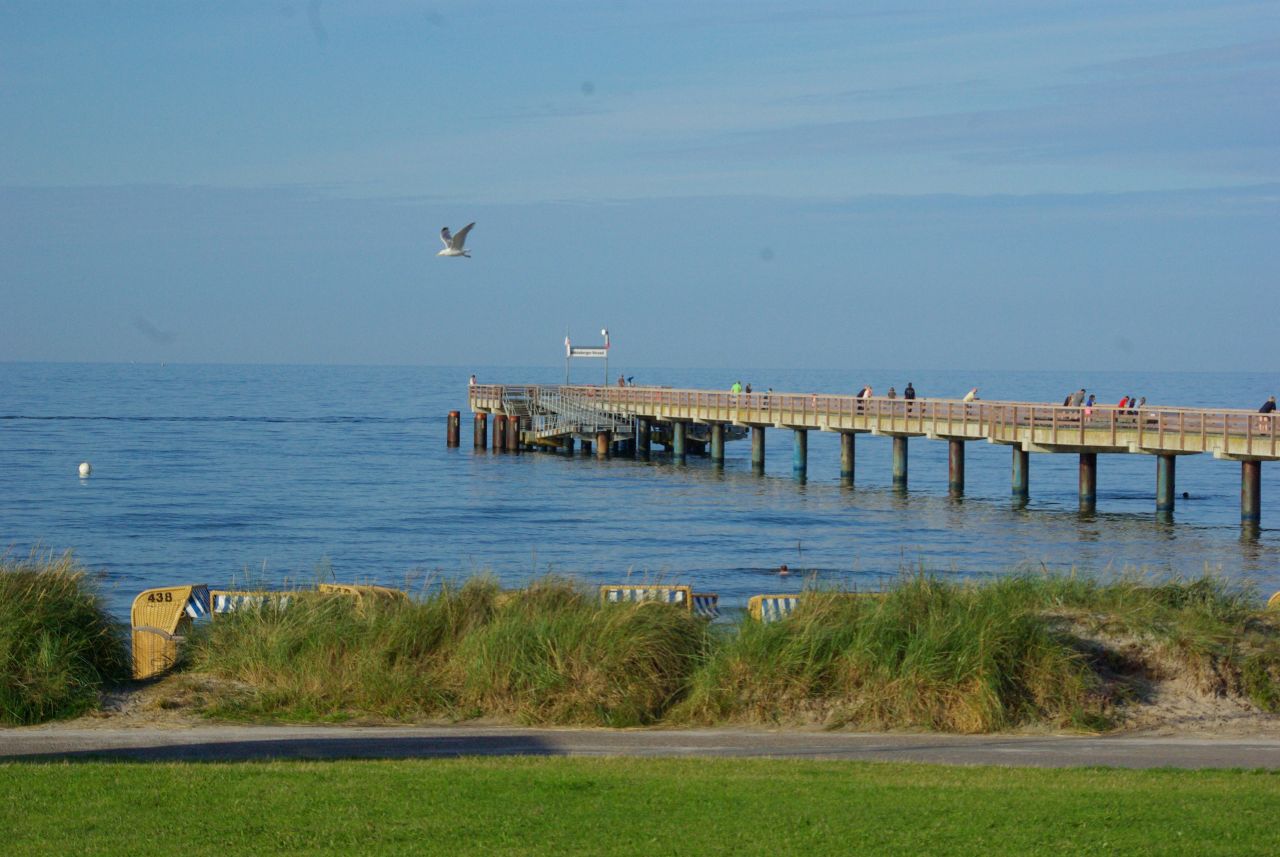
1 1 1277 371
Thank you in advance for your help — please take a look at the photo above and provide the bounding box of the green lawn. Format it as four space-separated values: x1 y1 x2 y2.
2 757 1276 856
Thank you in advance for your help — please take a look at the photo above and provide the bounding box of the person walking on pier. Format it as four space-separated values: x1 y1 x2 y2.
1070 388 1086 407
903 382 915 401
963 387 979 403
886 386 897 399
731 380 742 394
1261 395 1276 429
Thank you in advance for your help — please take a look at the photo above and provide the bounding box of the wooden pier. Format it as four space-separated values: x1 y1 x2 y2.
467 384 1275 523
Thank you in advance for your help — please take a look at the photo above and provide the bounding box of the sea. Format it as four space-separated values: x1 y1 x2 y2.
3 362 1279 619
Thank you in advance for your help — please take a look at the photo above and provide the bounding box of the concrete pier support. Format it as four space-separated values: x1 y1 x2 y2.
446 411 460 447
1079 453 1097 511
1242 460 1262 524
840 432 856 482
596 431 609 458
637 419 651 458
1156 454 1176 512
672 421 686 461
710 424 725 464
892 437 908 487
793 429 807 478
493 414 507 451
506 415 521 453
948 440 965 496
751 426 766 471
473 413 488 449
1012 448 1029 498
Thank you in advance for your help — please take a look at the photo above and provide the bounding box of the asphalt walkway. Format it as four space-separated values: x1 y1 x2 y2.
4 725 1280 769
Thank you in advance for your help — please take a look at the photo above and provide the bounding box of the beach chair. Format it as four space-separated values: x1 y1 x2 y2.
130 584 211 679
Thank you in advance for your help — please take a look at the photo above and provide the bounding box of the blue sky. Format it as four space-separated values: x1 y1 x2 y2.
2 1 1277 370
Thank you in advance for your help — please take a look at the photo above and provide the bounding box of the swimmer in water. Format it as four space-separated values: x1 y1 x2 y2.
778 564 789 576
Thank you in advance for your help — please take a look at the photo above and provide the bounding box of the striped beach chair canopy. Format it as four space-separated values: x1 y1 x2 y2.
691 593 720 619
748 594 802 623
600 585 691 608
210 590 293 614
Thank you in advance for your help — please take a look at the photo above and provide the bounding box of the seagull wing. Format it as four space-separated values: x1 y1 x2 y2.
440 226 453 248
452 222 475 249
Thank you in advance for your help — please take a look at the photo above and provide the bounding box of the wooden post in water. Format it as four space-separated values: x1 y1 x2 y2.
1156 454 1176 512
1242 459 1262 524
446 411 461 447
596 431 610 458
948 439 965 496
672 421 686 462
1079 453 1097 511
892 436 908 487
710 423 725 464
473 412 488 450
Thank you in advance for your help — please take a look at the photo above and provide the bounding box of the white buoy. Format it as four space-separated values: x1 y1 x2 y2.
78 461 92 478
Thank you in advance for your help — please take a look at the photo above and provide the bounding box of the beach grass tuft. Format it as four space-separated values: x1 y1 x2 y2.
0 553 128 725
188 575 710 726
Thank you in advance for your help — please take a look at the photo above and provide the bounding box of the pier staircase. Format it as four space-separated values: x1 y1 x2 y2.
508 387 634 440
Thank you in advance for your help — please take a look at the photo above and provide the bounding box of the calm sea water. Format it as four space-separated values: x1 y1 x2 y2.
3 362 1278 617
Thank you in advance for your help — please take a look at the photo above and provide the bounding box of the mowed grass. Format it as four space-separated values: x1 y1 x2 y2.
1 757 1276 856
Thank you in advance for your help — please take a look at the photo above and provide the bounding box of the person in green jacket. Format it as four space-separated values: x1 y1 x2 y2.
730 381 743 393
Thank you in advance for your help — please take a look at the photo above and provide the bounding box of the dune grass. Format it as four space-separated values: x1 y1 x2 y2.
3 757 1278 857
3 557 1277 731
183 571 1280 732
0 553 128 725
188 576 710 726
675 575 1108 731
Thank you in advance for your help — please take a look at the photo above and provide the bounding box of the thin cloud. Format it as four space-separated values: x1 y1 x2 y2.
132 316 176 345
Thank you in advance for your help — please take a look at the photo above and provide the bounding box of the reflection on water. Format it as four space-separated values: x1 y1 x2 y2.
2 362 1278 617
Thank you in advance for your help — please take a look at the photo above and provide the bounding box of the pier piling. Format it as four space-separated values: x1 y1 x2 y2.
637 419 651 458
1079 453 1097 511
596 431 609 458
793 429 807 478
840 432 856 482
473 412 488 449
1012 448 1029 499
1242 460 1262 523
446 411 460 447
1156 454 1176 512
948 439 965 496
710 423 725 464
751 426 766 472
892 437 908 487
506 415 520 453
672 421 686 462
493 414 507 451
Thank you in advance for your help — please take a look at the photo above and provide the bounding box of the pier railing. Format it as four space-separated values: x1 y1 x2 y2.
470 384 1279 461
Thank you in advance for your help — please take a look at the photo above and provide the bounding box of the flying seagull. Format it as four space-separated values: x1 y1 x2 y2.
438 222 475 258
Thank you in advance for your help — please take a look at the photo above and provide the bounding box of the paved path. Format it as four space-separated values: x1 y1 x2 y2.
4 725 1280 769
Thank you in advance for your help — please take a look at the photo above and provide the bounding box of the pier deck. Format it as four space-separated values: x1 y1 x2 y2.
467 384 1275 522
